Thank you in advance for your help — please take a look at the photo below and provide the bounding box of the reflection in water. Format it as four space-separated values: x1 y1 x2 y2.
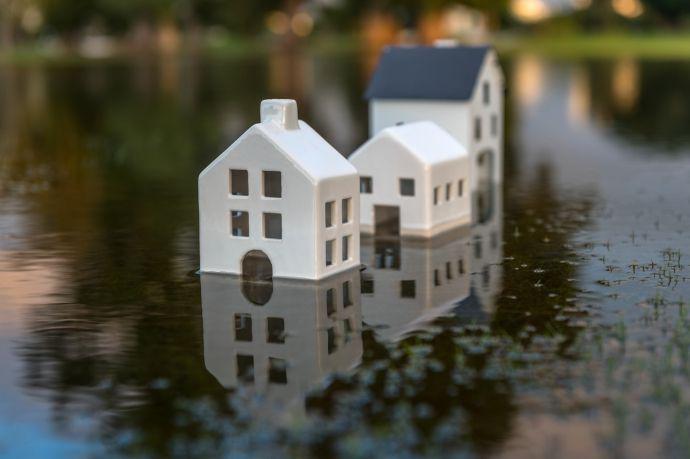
201 268 362 420
361 228 472 340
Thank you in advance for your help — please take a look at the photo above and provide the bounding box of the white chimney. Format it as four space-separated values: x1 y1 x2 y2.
260 99 299 130
434 39 459 48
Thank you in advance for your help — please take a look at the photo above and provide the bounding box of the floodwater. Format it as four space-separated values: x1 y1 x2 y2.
1 52 690 458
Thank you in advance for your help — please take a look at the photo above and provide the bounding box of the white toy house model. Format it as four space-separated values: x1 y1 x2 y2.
198 100 360 280
365 44 504 189
349 121 471 237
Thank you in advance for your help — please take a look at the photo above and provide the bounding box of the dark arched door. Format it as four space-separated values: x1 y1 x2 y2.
241 250 273 305
242 250 273 281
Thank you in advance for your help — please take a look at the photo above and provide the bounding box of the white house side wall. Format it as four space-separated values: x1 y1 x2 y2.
199 132 317 279
370 100 471 151
350 137 429 234
469 51 505 187
429 158 472 235
314 174 361 279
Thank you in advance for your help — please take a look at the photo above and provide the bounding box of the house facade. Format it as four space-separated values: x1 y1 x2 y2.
198 100 360 280
349 121 471 237
201 269 362 419
366 44 504 190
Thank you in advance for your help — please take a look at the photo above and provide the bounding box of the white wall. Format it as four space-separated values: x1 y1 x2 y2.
370 99 471 158
429 158 472 232
315 175 361 279
350 136 428 235
199 131 317 279
468 50 504 186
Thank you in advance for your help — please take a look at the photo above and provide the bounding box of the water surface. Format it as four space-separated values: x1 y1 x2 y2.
1 52 690 458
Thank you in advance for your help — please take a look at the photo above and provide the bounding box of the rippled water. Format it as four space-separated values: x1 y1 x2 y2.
1 52 690 458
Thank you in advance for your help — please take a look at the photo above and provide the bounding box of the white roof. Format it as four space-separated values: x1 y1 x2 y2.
201 119 356 183
354 121 467 166
253 120 356 182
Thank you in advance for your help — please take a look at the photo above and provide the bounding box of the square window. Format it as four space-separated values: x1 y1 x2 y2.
267 317 285 344
263 212 282 239
491 114 498 137
361 273 374 294
325 240 335 267
230 169 248 196
446 261 453 280
433 187 440 205
434 269 441 286
268 357 287 384
342 235 351 262
446 183 452 201
231 210 249 237
458 180 464 197
236 354 254 383
234 313 252 342
342 198 351 223
400 178 415 196
325 201 335 228
400 280 416 298
263 170 282 198
475 117 482 141
360 176 373 194
326 288 336 316
342 281 353 307
327 327 337 355
483 81 490 105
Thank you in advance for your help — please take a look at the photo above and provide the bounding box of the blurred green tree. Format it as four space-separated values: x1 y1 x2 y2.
641 0 690 24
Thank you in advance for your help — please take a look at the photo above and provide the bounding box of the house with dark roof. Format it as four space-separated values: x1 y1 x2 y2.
365 44 504 189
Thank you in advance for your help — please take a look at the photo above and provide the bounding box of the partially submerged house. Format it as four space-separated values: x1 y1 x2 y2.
349 121 471 237
365 44 504 189
199 99 360 280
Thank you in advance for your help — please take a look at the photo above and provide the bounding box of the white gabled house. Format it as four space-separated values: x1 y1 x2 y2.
349 121 471 238
365 44 504 190
198 99 360 280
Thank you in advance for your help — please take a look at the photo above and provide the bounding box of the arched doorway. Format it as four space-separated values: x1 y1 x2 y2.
476 149 495 184
242 250 273 281
241 250 273 305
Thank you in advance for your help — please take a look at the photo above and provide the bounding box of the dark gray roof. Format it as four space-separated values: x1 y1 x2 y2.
365 45 491 101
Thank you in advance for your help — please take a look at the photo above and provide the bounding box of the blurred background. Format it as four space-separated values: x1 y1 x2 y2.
1 0 689 60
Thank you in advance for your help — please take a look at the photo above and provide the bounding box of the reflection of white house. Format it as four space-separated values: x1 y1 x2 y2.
350 121 471 238
198 99 360 280
201 268 362 420
365 45 504 189
360 228 471 341
467 181 503 317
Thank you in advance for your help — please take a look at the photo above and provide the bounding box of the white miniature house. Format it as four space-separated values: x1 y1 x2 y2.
349 121 471 237
365 44 504 190
198 99 360 280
